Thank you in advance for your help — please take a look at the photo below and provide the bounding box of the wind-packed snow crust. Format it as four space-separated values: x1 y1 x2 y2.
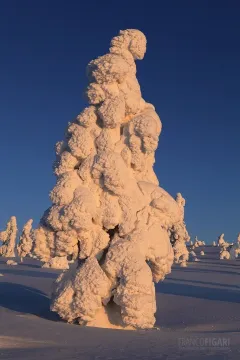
33 29 184 329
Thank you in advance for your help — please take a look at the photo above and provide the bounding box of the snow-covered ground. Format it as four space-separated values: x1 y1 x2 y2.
1 247 240 359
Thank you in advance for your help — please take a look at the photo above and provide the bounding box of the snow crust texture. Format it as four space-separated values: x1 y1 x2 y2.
0 217 17 258
33 29 184 329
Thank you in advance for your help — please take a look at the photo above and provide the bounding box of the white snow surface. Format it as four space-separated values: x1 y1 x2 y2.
0 247 240 359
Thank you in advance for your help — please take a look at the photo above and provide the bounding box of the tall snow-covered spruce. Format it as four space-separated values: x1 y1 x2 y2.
33 29 186 329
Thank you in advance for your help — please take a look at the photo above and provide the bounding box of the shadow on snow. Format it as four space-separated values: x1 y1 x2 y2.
0 282 60 322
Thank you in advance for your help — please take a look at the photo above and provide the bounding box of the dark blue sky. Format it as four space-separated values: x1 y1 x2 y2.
0 0 239 243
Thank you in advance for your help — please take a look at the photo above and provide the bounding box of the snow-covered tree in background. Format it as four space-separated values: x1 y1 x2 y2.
193 236 205 247
229 233 240 259
169 193 190 267
217 233 229 248
17 219 33 262
218 233 231 259
193 236 199 247
0 216 18 258
220 249 230 260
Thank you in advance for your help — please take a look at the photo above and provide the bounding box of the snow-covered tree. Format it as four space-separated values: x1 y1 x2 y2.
217 234 231 260
33 29 184 330
169 193 190 267
193 236 205 247
17 219 33 262
220 249 230 260
0 216 17 258
217 233 229 248
229 233 240 259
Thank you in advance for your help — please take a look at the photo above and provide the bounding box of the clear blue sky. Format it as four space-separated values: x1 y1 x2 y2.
0 0 239 243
